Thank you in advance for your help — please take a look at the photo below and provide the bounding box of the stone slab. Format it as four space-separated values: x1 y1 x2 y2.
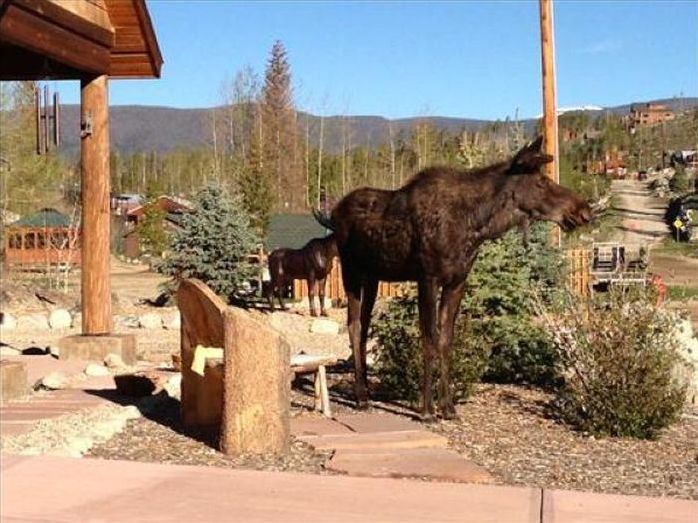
0 455 542 522
0 423 34 437
291 415 354 437
334 412 422 433
58 334 137 365
542 488 698 523
298 429 448 451
329 447 494 484
0 360 28 404
0 410 68 421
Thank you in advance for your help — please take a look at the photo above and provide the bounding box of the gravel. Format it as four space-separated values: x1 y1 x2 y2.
430 384 698 500
87 395 333 474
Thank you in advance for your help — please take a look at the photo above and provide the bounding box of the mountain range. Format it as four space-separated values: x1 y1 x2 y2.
57 97 698 157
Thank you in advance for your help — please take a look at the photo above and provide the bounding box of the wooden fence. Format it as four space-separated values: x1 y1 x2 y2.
294 250 591 301
566 248 591 297
293 258 403 302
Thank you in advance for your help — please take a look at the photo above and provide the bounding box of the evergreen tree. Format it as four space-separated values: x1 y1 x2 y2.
156 183 259 301
261 40 301 211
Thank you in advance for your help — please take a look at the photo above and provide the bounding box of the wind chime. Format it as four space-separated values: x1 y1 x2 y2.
35 83 60 155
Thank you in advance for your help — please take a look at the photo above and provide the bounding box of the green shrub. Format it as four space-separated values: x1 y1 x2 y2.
372 291 488 404
371 223 566 403
156 183 259 302
538 290 688 439
669 165 690 195
469 223 565 386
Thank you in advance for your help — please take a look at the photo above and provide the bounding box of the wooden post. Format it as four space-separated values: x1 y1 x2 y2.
539 0 561 246
80 75 112 335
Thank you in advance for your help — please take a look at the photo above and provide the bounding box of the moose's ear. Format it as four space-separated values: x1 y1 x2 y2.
508 136 553 174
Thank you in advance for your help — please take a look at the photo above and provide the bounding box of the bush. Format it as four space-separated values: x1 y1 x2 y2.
538 290 688 439
669 165 690 195
469 223 565 386
371 223 566 403
372 291 488 404
156 183 259 302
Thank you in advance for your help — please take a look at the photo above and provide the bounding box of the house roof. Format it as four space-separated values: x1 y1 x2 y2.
0 0 162 80
11 208 75 228
265 214 330 252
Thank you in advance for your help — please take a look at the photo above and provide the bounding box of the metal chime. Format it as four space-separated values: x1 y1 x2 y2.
35 84 60 155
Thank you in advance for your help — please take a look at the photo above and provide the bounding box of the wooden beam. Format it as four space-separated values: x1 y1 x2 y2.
80 75 112 335
539 0 558 183
539 0 560 245
0 3 111 75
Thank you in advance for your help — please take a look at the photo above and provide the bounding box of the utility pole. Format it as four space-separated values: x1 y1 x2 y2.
539 0 560 246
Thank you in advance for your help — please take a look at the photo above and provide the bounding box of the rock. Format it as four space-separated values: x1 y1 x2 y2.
104 353 126 369
36 371 72 390
66 436 93 455
84 363 110 377
48 309 72 329
163 373 182 399
138 312 162 329
1 312 17 331
162 310 181 330
0 346 21 357
119 405 142 420
310 318 340 335
17 313 49 331
114 315 139 329
48 345 60 358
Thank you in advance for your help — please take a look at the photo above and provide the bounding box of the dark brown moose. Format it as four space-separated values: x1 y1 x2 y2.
266 235 338 316
314 137 593 419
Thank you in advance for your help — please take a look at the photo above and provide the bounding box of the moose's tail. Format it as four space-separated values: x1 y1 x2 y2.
312 208 335 231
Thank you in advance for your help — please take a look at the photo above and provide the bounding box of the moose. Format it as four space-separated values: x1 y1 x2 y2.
265 234 338 316
314 137 593 419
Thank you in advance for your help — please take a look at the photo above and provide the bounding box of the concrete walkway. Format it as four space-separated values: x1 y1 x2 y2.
1 454 696 522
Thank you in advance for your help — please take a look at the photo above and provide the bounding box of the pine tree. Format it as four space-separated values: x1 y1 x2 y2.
261 40 301 211
156 183 260 301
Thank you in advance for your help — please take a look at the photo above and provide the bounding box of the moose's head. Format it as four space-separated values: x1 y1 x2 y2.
507 136 594 231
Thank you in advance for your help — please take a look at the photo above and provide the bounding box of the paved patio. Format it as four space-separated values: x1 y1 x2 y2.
1 454 696 522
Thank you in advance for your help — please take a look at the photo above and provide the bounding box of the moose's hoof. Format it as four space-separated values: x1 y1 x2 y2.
419 412 437 423
320 311 329 317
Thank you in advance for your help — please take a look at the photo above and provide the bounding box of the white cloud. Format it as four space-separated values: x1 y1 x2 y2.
577 39 620 55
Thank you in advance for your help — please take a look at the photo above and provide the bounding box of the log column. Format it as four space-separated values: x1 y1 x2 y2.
80 75 112 335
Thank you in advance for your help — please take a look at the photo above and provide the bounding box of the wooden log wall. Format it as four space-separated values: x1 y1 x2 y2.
566 248 590 297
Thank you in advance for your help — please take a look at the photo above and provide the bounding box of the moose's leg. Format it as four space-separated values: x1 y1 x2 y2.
417 277 439 420
359 278 379 386
318 277 328 316
437 279 467 420
344 272 369 408
308 274 318 317
266 282 275 312
276 279 286 310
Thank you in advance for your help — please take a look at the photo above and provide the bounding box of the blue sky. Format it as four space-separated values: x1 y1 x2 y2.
58 0 698 120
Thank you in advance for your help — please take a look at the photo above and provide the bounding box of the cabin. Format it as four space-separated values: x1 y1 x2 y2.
628 103 675 129
3 208 80 269
122 195 191 258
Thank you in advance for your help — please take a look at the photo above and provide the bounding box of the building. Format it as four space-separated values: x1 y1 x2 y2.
3 208 80 269
122 196 191 259
628 103 675 128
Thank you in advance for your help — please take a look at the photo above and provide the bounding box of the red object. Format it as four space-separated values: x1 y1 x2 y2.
649 274 667 306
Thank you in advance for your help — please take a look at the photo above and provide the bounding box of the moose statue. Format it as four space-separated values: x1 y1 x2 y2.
314 137 593 419
266 234 338 317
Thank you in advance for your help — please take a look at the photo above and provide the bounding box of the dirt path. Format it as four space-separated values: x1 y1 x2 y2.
609 177 668 245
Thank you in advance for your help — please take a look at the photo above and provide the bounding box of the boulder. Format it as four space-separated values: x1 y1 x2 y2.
84 363 110 377
1 312 17 331
138 312 162 329
35 371 72 390
104 353 126 369
48 309 72 329
114 315 139 329
310 318 340 335
163 373 182 399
